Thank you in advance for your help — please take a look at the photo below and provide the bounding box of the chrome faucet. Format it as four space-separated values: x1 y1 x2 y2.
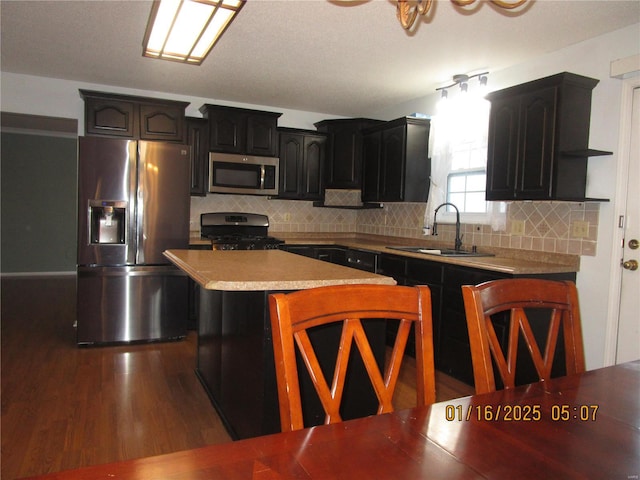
432 202 463 251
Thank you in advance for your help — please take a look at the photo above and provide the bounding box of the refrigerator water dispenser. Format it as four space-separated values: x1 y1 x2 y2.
89 200 126 244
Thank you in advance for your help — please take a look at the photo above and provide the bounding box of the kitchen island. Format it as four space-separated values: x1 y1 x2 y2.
164 249 396 440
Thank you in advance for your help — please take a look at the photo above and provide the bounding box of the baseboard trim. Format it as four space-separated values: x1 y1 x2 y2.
1 271 76 278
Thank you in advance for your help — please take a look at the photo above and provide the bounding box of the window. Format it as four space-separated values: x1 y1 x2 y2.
447 170 486 213
426 94 505 230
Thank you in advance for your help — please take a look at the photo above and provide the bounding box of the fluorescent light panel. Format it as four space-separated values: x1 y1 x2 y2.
143 0 244 65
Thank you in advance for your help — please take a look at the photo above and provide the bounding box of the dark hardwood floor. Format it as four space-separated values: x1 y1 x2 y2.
1 276 473 479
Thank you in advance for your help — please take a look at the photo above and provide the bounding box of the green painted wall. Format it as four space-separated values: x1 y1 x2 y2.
1 132 77 273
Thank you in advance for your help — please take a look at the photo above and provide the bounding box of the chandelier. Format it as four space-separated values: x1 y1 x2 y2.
396 0 528 30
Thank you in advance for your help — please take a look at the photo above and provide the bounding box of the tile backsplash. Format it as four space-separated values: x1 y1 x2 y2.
191 190 599 256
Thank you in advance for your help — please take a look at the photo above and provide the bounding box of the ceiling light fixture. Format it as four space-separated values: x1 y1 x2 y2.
397 0 528 31
143 0 245 65
436 72 488 96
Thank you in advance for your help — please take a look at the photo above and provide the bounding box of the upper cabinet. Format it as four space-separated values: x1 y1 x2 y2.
80 90 188 142
361 117 431 202
314 118 384 189
199 104 282 157
278 128 327 201
485 72 611 202
184 117 209 197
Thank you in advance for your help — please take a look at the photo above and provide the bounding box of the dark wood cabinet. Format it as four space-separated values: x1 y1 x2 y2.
187 243 212 329
486 72 610 201
282 245 578 387
345 248 378 273
361 117 431 202
278 128 327 200
280 244 347 265
80 90 188 142
378 252 575 386
377 254 443 359
184 117 209 196
439 265 506 384
314 118 383 189
197 287 385 439
199 104 281 157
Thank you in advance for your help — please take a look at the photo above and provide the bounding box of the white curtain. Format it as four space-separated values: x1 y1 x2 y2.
424 106 455 231
424 94 505 231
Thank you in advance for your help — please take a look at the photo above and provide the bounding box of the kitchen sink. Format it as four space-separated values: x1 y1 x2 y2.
387 246 495 257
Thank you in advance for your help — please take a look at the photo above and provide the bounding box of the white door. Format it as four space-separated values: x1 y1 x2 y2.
616 86 640 364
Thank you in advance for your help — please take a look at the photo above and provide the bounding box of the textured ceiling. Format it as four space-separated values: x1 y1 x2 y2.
1 0 639 117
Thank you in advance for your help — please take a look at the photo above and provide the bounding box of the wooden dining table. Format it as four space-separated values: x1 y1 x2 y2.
22 360 640 479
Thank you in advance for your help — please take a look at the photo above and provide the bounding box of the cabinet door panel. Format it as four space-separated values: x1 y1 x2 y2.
518 87 557 199
303 135 325 199
246 115 278 156
377 254 407 279
278 133 303 198
406 258 444 284
139 104 184 141
381 125 405 201
185 118 208 196
486 97 519 200
86 99 136 138
209 112 244 153
361 131 381 202
330 126 360 187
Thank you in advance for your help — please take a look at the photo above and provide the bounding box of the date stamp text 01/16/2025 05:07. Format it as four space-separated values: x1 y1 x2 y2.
445 404 599 422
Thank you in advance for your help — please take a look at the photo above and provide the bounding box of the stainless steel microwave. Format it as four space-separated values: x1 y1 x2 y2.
208 153 279 196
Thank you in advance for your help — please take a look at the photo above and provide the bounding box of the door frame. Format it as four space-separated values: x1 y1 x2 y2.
604 72 640 365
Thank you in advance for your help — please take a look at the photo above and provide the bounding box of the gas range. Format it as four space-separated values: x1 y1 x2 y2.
200 212 284 250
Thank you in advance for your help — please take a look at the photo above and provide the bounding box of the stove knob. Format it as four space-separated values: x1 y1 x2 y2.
247 243 256 250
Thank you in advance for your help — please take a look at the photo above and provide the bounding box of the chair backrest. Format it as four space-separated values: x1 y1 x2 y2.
268 284 435 432
462 278 585 395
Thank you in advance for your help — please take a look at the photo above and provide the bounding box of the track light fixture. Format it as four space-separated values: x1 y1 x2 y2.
436 72 488 97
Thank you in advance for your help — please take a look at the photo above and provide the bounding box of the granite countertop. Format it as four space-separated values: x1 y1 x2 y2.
274 234 580 275
164 249 397 291
188 232 579 275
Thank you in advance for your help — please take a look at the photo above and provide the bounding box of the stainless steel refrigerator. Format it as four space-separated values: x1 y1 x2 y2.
76 136 191 345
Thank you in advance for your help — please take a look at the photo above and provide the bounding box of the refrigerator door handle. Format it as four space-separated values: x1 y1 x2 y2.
128 140 139 265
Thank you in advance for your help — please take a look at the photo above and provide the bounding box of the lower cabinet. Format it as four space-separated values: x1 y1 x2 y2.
187 243 212 329
378 254 443 360
282 246 577 388
279 244 347 265
379 252 576 387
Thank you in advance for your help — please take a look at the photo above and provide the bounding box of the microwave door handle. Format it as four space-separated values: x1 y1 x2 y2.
260 165 266 189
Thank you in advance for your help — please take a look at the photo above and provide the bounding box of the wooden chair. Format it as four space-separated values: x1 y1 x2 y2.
268 284 435 432
462 278 586 395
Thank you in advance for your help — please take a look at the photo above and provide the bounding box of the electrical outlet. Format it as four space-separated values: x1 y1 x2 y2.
511 220 525 236
284 213 291 222
572 221 590 238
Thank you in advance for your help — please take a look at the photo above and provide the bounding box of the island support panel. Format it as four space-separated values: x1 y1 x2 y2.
196 288 386 440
